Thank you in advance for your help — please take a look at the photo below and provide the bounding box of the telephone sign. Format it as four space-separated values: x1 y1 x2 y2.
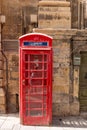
24 42 48 46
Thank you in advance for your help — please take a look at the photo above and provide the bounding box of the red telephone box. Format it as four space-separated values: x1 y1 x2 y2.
19 33 53 125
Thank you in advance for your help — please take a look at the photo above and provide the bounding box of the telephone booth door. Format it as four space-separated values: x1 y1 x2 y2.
19 33 52 125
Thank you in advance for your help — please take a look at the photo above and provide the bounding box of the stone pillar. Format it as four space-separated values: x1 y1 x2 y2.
71 0 86 29
71 0 78 28
0 0 6 113
84 0 87 28
38 0 71 29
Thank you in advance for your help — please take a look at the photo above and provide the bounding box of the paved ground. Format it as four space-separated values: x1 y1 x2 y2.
0 114 87 130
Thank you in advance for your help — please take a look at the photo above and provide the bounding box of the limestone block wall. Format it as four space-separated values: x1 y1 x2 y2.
1 0 38 113
38 1 71 29
0 0 6 113
52 38 70 116
2 28 82 115
1 0 86 115
34 28 79 116
73 30 87 54
2 28 81 115
2 0 22 39
3 51 19 113
2 0 39 39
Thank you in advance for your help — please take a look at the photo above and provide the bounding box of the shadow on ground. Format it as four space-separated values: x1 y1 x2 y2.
52 116 87 128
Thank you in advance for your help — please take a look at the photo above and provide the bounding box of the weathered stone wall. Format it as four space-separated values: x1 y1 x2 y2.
1 0 87 115
73 30 87 54
2 0 22 39
2 27 81 116
2 0 39 39
0 0 6 113
34 28 78 116
38 1 71 29
3 51 19 113
1 0 39 113
1 0 86 38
